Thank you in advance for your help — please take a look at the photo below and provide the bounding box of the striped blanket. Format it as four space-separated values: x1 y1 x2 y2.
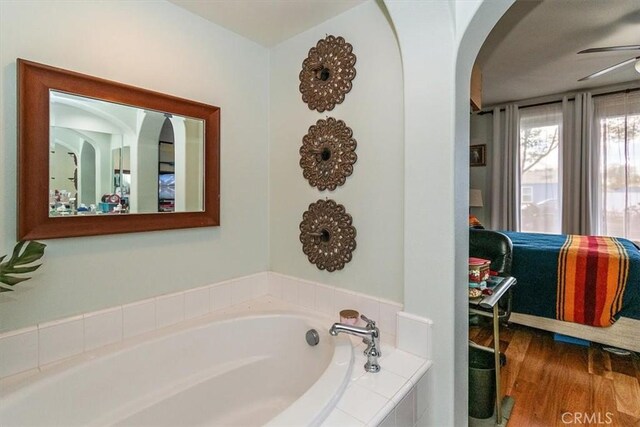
501 231 640 326
556 235 629 327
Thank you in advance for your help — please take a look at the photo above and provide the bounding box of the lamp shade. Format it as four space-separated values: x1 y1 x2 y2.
469 189 483 208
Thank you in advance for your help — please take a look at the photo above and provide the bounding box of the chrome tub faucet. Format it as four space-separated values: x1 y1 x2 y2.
329 315 381 373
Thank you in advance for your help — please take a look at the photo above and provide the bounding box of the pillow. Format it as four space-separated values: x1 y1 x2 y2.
469 214 485 229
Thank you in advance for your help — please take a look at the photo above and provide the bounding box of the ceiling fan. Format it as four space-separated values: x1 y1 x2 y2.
577 45 640 81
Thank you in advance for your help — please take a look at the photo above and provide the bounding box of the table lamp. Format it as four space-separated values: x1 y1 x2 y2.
470 189 483 210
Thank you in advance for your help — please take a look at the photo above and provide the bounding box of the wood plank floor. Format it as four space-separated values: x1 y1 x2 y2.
469 322 640 427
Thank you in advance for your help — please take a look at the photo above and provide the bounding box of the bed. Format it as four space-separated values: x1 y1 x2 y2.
498 230 640 352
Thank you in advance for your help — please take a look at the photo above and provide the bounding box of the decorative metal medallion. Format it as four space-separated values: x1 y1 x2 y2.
300 118 357 191
299 199 357 272
299 35 357 112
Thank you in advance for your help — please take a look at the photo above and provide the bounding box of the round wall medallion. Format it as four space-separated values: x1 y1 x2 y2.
299 35 357 112
299 199 356 272
300 118 357 191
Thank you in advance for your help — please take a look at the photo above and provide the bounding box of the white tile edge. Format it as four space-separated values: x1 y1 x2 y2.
38 314 84 329
396 311 434 325
409 360 432 386
121 297 157 310
396 311 434 359
364 361 432 426
82 306 121 319
0 272 269 380
0 325 38 340
367 399 398 426
268 271 403 308
267 271 403 335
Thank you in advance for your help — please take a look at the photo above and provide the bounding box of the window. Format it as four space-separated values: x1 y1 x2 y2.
596 92 640 240
519 105 562 233
521 186 533 204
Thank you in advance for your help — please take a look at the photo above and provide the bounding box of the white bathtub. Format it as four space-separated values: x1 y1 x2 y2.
0 311 353 426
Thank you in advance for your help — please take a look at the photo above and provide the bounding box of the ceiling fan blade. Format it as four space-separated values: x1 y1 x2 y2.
578 56 640 81
578 45 640 54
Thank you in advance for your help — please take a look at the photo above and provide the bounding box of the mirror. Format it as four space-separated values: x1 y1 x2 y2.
49 91 204 216
18 59 220 239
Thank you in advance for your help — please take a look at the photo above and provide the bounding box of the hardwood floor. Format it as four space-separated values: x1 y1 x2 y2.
469 322 640 426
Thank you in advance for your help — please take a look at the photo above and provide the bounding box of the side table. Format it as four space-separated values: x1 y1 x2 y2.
469 276 516 424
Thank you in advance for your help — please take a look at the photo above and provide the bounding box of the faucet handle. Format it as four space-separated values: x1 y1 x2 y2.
360 314 382 359
361 314 376 329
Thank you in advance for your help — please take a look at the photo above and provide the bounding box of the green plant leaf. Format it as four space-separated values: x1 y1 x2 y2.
9 241 47 266
1 264 42 275
0 274 30 286
0 241 46 288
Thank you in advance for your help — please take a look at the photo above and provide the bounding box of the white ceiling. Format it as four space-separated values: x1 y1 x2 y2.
168 0 366 47
476 0 640 107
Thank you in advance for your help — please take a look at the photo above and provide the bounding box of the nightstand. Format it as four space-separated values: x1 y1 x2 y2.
469 276 516 424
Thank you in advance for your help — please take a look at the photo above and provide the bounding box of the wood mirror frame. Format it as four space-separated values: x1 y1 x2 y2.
17 59 220 240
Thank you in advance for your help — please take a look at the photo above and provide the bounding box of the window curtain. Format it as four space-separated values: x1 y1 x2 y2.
594 92 640 239
561 92 597 235
490 104 520 230
519 104 563 234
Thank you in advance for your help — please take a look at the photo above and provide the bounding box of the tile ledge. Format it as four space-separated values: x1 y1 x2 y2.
397 311 434 324
0 325 38 339
268 271 403 308
38 315 84 329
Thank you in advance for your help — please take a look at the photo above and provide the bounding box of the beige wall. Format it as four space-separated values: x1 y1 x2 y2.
0 0 269 332
269 1 404 302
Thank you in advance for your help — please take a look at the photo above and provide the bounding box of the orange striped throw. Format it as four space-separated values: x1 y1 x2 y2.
556 235 630 327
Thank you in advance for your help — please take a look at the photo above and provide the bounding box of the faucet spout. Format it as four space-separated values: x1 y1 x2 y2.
329 323 378 339
329 321 381 373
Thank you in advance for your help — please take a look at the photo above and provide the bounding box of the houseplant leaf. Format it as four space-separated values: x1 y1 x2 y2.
7 241 47 266
0 241 46 290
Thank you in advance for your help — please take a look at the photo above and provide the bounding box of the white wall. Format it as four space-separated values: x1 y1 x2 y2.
384 0 514 425
269 1 404 303
0 1 520 424
470 112 493 225
0 0 269 332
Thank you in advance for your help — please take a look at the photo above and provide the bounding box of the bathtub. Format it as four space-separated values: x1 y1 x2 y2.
0 311 353 426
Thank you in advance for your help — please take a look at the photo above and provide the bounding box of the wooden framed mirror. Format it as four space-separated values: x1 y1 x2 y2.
18 59 220 239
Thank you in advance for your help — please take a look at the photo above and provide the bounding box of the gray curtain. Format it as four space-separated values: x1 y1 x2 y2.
561 93 596 235
490 104 520 230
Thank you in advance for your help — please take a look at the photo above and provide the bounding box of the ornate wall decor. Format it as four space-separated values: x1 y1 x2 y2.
300 118 357 191
299 199 356 272
299 35 357 112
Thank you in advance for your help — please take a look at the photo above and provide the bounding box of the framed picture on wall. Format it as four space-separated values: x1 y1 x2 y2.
470 144 486 167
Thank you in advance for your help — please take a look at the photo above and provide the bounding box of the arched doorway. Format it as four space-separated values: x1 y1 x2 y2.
455 1 517 425
382 1 515 425
158 117 176 213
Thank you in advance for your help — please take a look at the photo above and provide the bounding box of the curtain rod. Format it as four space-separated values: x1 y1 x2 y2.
476 86 640 115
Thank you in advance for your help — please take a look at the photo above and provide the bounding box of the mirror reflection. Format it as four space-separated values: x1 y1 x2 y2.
49 91 204 216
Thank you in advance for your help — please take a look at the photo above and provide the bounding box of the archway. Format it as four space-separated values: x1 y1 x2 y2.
454 0 516 424
80 141 96 206
382 1 515 425
136 111 166 213
158 117 176 212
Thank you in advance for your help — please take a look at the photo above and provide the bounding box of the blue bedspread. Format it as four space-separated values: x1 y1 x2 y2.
501 231 640 322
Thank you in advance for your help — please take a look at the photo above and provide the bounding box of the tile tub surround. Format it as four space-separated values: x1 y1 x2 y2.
0 272 267 379
267 272 404 341
324 340 432 426
0 272 408 379
0 272 433 426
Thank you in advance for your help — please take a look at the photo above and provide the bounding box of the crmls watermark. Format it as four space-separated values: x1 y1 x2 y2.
561 412 614 424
